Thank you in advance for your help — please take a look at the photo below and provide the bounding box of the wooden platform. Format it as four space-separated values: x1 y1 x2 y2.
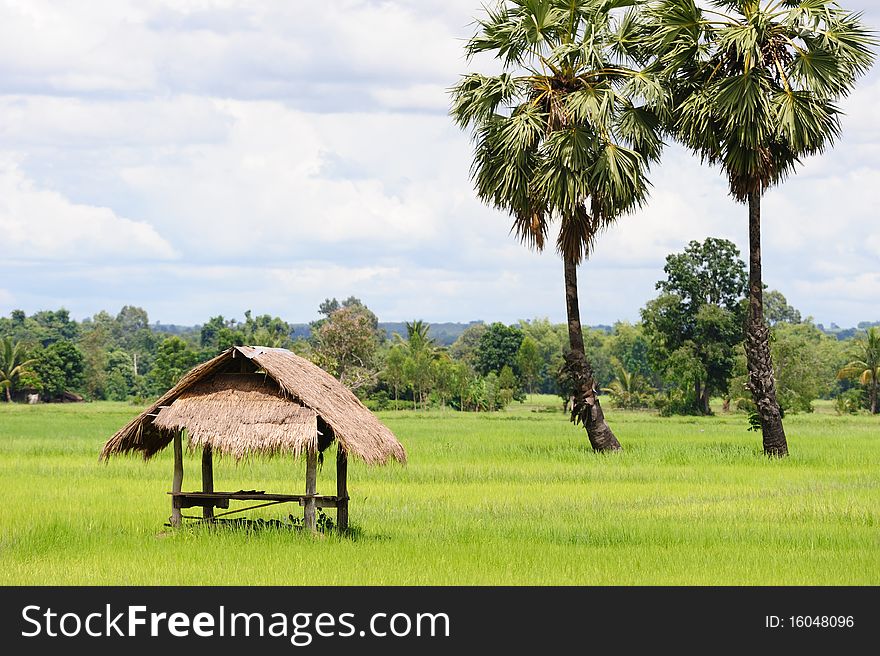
169 491 347 511
167 431 350 531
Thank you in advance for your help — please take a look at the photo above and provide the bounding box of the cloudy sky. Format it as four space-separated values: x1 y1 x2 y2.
1 0 877 328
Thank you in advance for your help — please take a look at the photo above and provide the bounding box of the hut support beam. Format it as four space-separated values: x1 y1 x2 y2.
336 448 349 532
171 431 184 527
202 445 214 521
303 448 318 532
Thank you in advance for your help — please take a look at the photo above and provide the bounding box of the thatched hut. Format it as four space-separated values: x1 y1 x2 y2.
101 345 406 531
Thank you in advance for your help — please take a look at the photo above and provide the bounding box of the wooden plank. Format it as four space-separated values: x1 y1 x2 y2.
336 447 349 532
202 445 214 521
171 431 184 527
303 448 318 532
169 491 324 502
177 497 230 510
316 497 339 509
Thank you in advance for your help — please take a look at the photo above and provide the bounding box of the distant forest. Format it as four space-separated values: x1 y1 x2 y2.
2 240 878 416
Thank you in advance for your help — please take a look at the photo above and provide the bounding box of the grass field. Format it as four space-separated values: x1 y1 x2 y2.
1 397 877 585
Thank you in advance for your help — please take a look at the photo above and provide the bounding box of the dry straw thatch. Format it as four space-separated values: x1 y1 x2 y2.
153 374 318 460
100 346 406 466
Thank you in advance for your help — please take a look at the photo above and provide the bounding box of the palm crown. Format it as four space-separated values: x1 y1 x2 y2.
644 0 875 200
835 326 880 414
0 337 35 401
450 0 666 264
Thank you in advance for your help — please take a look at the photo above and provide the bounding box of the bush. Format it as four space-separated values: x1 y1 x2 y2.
835 388 866 415
363 390 390 411
654 390 702 417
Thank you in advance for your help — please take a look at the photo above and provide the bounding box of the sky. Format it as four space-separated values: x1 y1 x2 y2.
0 0 877 328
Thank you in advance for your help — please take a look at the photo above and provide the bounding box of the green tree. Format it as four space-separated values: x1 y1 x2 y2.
451 0 664 450
0 337 35 402
449 323 487 366
31 340 85 399
516 336 542 394
771 321 840 413
243 311 292 347
602 362 652 410
641 238 747 414
200 315 231 350
115 305 149 338
519 318 568 392
146 336 202 395
837 327 880 414
475 323 523 377
382 343 408 408
313 305 379 391
764 290 801 326
451 361 478 411
608 322 654 382
314 297 380 334
79 312 115 399
404 349 434 410
105 349 138 401
496 365 519 408
405 320 435 352
1 309 78 347
646 0 875 455
34 310 80 345
432 354 458 408
112 306 157 375
397 321 439 410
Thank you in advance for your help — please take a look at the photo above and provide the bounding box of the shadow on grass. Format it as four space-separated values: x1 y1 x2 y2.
156 514 389 542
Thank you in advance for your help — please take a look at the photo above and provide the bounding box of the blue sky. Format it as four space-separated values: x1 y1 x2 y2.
1 0 877 327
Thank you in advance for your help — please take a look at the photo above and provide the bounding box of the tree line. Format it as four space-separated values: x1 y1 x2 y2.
2 240 877 417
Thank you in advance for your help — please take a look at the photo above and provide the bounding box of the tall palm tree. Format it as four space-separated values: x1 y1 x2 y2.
837 327 880 414
644 0 875 456
451 0 664 451
0 337 35 402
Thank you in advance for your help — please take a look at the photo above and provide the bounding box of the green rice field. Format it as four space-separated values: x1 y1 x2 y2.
1 398 877 585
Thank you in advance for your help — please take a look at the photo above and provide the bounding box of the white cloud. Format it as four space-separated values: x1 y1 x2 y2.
0 1 466 111
371 84 450 113
0 159 177 262
0 0 877 326
0 95 232 148
113 101 449 259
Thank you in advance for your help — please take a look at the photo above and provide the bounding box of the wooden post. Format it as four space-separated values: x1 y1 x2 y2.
336 447 348 532
202 445 214 521
171 431 184 527
303 448 318 532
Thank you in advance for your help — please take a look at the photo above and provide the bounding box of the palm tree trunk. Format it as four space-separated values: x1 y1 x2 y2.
562 258 621 452
4 386 11 403
694 379 706 414
746 191 788 456
871 375 877 415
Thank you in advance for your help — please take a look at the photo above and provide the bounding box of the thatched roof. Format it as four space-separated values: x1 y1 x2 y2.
100 346 406 465
153 374 318 460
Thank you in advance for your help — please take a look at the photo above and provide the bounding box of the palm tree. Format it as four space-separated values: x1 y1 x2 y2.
602 362 651 409
837 327 880 414
451 0 664 451
644 0 875 456
397 321 438 410
0 337 35 402
405 320 435 351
